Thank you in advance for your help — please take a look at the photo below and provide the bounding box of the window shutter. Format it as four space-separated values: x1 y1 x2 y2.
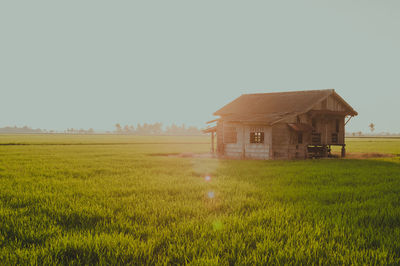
250 132 255 143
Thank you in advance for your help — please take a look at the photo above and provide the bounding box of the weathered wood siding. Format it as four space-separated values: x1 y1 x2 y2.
311 115 345 145
216 121 224 154
223 122 243 159
312 95 348 112
244 126 271 160
271 123 308 159
220 122 272 159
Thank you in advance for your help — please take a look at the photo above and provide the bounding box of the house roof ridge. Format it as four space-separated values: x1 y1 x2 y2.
242 89 334 96
213 88 357 118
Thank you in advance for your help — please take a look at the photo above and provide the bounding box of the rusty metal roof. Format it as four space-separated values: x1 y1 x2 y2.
219 113 290 124
213 89 357 124
288 123 313 132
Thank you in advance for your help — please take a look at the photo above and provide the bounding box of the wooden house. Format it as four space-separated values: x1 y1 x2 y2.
204 89 357 159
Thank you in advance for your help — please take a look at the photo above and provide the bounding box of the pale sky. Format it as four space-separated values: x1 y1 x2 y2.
1 1 399 132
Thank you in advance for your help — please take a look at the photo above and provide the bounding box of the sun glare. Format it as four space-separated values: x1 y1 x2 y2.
207 191 215 199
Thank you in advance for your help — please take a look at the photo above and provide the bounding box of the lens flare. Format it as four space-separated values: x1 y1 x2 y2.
205 175 211 181
208 191 215 199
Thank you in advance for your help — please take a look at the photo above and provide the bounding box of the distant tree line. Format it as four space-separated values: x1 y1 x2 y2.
0 124 203 135
113 123 202 135
346 123 400 137
1 124 400 137
347 131 400 137
0 126 43 134
65 128 95 134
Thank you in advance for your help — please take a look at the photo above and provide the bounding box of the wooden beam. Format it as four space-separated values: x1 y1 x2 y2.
202 126 217 133
345 116 353 126
270 113 299 125
211 132 215 153
242 125 246 159
308 110 351 116
206 119 219 124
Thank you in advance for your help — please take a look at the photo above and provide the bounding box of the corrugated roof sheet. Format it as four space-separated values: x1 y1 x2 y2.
288 123 313 132
213 89 357 124
220 113 291 124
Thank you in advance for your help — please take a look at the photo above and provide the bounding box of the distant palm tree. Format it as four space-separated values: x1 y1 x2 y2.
369 123 375 133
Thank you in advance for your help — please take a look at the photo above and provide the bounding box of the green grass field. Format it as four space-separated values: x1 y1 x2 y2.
0 135 400 264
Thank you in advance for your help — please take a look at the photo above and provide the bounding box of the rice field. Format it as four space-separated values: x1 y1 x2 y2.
0 135 399 264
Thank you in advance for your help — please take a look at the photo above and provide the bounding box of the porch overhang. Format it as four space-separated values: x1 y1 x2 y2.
288 123 313 132
202 126 217 133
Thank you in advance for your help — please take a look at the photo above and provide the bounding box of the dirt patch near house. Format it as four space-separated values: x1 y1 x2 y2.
339 153 396 159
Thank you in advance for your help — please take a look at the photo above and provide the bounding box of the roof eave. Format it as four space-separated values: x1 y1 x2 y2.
332 91 358 116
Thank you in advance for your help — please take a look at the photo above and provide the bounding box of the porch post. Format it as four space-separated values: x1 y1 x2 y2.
341 144 346 158
211 132 215 154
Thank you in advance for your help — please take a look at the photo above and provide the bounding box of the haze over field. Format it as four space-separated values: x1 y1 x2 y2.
1 1 399 132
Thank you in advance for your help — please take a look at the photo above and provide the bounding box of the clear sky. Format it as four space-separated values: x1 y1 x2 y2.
1 1 399 132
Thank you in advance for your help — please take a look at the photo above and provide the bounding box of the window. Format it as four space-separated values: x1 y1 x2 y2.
223 127 237 144
298 132 303 144
312 133 321 144
250 132 264 143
